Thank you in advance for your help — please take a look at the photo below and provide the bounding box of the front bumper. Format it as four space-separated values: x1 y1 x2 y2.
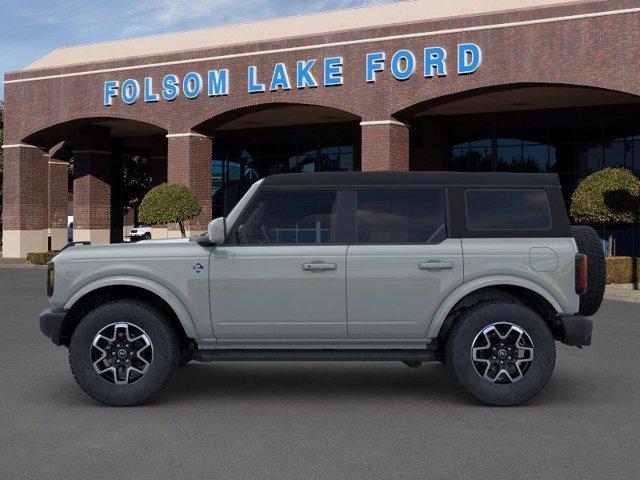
558 314 593 347
39 308 68 346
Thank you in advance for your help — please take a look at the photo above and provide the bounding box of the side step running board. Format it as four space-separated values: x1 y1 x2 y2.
192 349 440 363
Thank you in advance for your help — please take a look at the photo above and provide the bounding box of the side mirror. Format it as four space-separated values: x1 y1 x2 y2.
208 217 226 245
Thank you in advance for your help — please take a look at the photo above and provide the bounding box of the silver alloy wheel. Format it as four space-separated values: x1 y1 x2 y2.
471 322 534 384
91 322 153 385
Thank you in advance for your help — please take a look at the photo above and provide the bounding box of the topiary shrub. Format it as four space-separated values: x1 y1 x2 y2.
570 168 640 257
27 251 56 265
138 183 202 237
570 168 640 224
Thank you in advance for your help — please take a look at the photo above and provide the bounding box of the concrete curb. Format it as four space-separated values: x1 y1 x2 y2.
604 284 640 303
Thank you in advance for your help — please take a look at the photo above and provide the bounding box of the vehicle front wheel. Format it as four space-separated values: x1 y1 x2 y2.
445 301 556 406
69 300 181 406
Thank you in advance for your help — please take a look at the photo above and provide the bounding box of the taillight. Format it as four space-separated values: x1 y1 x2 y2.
575 253 588 295
47 262 54 297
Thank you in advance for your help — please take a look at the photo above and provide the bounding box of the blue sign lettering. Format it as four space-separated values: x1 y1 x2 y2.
183 72 203 99
366 52 385 83
208 69 229 96
270 63 292 91
121 79 140 105
296 60 318 89
162 74 179 101
324 57 344 86
144 77 159 102
102 44 482 106
457 43 482 75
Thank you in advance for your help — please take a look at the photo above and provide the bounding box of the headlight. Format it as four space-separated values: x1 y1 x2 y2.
47 262 55 297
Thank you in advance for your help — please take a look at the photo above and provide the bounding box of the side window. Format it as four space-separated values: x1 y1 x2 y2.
234 189 338 245
356 189 446 244
465 189 552 230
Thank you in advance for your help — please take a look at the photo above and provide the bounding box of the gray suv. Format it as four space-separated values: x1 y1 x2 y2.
39 172 605 407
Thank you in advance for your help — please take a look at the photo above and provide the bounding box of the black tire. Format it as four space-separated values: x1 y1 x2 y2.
446 301 556 406
571 225 606 316
69 300 180 406
143 233 151 240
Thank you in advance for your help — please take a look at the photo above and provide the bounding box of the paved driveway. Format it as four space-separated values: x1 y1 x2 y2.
1 268 639 480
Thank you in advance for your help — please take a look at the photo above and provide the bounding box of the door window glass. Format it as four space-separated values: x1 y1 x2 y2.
235 190 338 245
356 189 446 243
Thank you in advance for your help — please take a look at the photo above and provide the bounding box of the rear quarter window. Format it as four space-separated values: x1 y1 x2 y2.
465 189 552 231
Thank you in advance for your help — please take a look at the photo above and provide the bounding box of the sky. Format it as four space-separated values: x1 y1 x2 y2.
0 0 401 100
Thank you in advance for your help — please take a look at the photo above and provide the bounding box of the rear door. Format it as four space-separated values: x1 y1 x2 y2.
346 188 463 339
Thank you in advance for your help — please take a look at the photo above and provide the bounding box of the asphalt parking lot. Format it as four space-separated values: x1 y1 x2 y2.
1 268 639 480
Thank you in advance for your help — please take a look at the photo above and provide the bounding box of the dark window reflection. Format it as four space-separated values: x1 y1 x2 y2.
212 123 358 217
441 106 640 202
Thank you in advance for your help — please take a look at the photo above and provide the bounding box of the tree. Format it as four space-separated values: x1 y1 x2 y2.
138 183 202 237
570 167 640 255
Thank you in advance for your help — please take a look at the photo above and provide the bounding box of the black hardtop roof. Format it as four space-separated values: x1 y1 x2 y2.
262 171 561 187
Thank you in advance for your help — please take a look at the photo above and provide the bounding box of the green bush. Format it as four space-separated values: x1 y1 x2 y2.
570 168 640 224
27 251 56 265
606 257 640 284
138 183 202 237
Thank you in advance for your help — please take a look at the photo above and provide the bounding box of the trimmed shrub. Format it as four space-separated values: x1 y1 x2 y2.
138 183 202 237
27 251 56 265
606 256 640 284
570 168 640 224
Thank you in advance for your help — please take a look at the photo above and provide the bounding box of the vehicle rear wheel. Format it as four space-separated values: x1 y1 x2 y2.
445 301 556 406
69 300 180 406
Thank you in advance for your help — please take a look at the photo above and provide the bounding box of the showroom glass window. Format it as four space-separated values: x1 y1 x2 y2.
212 123 358 217
233 190 338 245
356 189 446 243
414 105 640 202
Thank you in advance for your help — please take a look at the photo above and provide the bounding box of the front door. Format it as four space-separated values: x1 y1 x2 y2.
346 188 463 339
210 188 347 340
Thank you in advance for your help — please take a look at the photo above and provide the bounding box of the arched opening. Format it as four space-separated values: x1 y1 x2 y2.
194 103 361 218
24 117 167 247
396 84 640 199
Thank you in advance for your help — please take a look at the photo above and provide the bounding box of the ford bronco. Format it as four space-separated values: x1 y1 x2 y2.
39 172 605 406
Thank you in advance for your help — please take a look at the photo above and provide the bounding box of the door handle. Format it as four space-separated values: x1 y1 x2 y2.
419 262 453 271
302 263 337 272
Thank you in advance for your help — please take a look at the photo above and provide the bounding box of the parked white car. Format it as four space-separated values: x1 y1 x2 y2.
128 226 152 242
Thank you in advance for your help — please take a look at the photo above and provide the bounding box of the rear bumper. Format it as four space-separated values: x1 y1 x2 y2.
39 308 68 346
557 314 593 347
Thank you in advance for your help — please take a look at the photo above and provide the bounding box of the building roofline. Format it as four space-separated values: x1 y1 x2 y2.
20 0 593 72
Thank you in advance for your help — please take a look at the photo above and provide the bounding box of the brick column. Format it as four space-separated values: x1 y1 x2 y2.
1 144 49 257
71 126 112 244
166 132 212 236
150 134 169 239
150 134 168 186
360 120 410 171
48 144 70 250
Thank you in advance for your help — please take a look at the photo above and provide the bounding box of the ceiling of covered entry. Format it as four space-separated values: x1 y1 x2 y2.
214 105 360 131
416 86 640 117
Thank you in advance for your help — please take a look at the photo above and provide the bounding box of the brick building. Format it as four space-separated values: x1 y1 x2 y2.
2 0 640 257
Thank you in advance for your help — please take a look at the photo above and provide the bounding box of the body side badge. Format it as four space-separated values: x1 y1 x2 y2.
193 262 205 274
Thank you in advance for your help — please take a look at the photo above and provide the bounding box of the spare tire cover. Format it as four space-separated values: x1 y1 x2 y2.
570 225 605 316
